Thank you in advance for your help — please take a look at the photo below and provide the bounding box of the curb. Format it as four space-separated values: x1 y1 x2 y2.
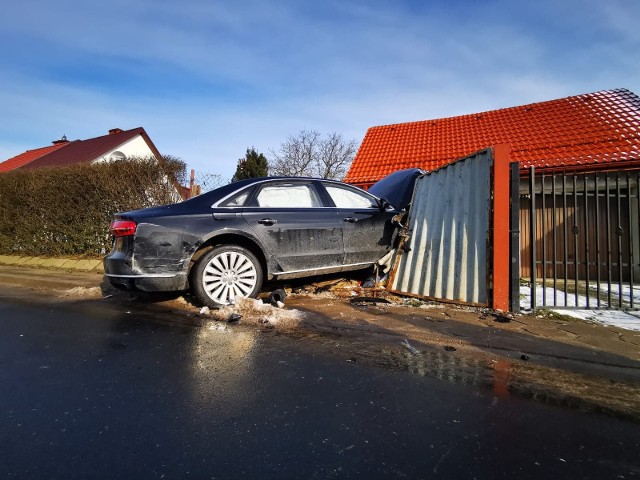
0 255 103 273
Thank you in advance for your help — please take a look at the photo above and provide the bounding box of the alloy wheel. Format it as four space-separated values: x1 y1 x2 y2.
201 250 258 305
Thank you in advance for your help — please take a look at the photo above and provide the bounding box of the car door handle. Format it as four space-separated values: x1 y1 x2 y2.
342 217 357 223
258 218 277 226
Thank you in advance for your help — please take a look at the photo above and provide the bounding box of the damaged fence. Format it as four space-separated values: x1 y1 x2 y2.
388 147 513 310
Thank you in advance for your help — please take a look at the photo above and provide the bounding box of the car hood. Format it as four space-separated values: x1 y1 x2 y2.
368 168 424 211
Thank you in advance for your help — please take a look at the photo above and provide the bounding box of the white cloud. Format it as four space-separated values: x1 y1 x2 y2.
1 0 639 180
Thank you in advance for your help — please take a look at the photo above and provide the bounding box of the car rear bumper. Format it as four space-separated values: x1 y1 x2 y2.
103 254 189 292
104 272 188 292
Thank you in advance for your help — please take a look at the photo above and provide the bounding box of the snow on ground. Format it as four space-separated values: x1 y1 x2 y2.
520 284 640 331
202 297 305 330
61 286 103 298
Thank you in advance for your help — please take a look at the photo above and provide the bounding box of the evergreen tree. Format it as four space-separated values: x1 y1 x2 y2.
232 148 269 181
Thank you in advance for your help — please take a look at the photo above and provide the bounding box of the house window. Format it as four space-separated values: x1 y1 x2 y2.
109 151 127 161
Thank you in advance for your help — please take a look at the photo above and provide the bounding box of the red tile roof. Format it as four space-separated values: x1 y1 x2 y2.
0 127 163 173
345 88 640 187
22 127 161 170
0 142 69 173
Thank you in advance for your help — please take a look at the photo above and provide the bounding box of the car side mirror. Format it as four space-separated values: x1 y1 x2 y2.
377 198 392 211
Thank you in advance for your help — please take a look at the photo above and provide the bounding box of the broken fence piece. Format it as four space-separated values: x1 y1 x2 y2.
401 339 420 355
349 297 391 305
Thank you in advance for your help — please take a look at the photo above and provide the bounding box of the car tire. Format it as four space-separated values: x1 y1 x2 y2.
192 245 263 308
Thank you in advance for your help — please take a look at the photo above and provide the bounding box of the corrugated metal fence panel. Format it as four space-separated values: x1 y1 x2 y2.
390 150 493 305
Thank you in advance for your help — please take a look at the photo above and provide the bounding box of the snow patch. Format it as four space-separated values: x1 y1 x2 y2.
61 286 103 298
520 284 640 331
204 297 304 329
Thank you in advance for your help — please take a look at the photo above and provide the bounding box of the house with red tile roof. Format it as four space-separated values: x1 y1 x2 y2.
0 127 162 173
346 89 640 308
345 88 640 188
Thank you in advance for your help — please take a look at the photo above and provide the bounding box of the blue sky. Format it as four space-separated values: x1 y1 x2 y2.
1 0 639 180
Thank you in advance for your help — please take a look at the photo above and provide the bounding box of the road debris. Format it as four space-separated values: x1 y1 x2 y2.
401 339 420 355
267 289 287 306
350 296 391 305
494 314 513 323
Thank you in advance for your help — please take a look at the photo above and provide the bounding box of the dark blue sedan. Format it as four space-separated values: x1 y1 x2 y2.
104 171 420 307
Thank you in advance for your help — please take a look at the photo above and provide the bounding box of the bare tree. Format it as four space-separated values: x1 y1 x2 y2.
316 132 357 180
270 130 358 179
269 130 320 177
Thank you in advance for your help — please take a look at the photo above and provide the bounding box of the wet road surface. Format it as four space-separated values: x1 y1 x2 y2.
1 297 639 479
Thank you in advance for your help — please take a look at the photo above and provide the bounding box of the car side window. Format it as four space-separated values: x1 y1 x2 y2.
325 185 377 208
219 190 250 207
256 184 322 208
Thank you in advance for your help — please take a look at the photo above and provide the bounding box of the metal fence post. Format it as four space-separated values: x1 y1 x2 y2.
509 162 520 312
529 167 536 309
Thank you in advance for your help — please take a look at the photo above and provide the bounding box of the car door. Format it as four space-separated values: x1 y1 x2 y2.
322 182 396 266
241 180 344 274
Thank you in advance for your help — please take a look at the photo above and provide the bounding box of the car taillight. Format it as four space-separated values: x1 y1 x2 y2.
110 219 137 237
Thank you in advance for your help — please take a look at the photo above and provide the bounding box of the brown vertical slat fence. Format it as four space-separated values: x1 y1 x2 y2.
521 167 640 310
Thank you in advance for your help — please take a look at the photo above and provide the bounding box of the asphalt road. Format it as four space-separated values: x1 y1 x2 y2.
0 297 639 479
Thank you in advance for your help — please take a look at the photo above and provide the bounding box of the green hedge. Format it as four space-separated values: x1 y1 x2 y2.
0 158 186 257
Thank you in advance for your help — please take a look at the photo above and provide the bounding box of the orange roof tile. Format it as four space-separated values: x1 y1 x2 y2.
345 88 640 186
0 142 69 173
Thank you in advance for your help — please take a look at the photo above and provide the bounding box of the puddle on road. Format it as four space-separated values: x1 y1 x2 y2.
188 299 640 423
42 285 640 423
348 341 640 422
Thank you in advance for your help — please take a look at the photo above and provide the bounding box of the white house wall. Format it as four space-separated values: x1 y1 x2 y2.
92 135 156 163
